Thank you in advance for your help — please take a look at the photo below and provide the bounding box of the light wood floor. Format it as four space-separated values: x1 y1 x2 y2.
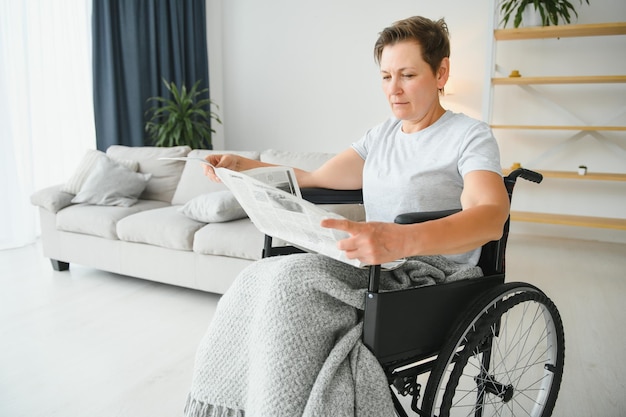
1 234 625 417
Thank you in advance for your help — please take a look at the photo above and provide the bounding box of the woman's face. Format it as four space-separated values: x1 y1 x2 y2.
380 40 448 132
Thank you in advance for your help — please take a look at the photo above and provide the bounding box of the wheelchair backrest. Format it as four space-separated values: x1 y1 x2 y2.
477 221 509 276
477 168 542 276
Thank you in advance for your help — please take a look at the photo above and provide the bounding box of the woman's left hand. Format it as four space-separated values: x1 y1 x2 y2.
320 218 406 265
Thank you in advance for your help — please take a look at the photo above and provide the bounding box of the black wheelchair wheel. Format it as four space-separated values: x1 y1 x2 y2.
421 283 565 417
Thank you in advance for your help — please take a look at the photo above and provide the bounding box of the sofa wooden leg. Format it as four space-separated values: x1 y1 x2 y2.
50 259 70 271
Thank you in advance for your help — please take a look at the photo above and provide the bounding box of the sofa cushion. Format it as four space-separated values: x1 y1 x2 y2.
56 200 169 239
260 149 335 171
179 191 248 223
193 219 265 260
117 206 205 251
30 185 75 213
106 145 191 203
170 149 260 205
61 149 139 195
71 157 152 207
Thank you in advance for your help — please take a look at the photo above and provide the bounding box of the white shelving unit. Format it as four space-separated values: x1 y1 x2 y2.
483 6 626 231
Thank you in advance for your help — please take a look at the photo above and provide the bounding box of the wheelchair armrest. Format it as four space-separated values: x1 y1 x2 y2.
506 167 543 184
300 188 363 204
394 208 461 224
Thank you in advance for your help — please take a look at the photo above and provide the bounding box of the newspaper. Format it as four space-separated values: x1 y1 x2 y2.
159 157 364 267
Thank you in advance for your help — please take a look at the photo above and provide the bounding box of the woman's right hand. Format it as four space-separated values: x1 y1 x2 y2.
203 154 260 182
204 154 242 182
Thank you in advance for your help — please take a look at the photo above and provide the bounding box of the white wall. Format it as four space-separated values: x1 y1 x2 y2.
207 0 626 242
208 0 494 152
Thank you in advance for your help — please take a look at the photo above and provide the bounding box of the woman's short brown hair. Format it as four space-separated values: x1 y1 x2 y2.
374 16 450 75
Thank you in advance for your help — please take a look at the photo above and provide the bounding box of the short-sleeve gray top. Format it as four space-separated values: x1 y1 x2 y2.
351 111 502 265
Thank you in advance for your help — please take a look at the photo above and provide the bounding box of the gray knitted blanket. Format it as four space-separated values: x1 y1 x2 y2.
185 253 482 417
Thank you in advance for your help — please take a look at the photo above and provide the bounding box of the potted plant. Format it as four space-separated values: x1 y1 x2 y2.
145 79 221 149
499 0 590 28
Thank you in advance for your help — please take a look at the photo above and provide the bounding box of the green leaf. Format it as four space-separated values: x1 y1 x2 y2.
498 0 590 28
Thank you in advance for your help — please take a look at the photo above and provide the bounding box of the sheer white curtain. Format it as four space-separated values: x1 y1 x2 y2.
0 0 96 249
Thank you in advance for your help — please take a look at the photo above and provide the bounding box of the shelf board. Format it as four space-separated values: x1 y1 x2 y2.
491 125 626 131
511 211 626 230
493 75 626 85
503 169 626 181
495 22 626 40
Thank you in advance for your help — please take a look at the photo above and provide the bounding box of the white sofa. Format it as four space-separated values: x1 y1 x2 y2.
31 146 364 294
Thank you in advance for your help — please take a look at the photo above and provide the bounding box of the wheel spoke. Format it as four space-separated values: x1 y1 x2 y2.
422 288 564 417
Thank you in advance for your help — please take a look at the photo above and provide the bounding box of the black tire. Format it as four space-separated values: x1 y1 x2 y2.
422 283 565 417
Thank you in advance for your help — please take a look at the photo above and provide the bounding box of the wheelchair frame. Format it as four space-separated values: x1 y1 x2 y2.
264 168 565 417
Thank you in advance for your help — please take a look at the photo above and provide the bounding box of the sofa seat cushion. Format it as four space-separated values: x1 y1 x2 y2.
116 206 206 251
193 219 266 261
56 200 169 239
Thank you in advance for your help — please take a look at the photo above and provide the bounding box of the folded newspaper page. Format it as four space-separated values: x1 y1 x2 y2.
159 157 364 267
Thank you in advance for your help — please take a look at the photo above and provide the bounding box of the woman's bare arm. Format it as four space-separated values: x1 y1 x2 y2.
295 148 364 189
204 148 365 190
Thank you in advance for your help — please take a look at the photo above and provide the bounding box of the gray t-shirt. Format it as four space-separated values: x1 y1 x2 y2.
351 111 502 266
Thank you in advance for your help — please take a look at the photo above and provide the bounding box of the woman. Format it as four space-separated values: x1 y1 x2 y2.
185 16 509 417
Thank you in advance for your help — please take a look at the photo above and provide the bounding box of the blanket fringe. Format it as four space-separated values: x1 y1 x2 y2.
184 395 245 417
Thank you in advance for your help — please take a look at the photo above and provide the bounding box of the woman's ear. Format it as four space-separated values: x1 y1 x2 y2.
437 57 450 90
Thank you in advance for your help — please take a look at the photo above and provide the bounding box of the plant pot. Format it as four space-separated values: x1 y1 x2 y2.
521 7 543 27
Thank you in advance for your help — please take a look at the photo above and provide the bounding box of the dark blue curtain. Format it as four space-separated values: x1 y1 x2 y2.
92 0 210 149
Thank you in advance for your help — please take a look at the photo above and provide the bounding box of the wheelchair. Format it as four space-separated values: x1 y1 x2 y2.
263 168 565 417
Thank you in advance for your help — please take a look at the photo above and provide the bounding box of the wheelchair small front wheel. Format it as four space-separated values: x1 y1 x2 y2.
422 284 565 417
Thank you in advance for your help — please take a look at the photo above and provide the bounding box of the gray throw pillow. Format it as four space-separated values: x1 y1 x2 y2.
71 157 152 207
179 190 248 223
61 149 139 195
